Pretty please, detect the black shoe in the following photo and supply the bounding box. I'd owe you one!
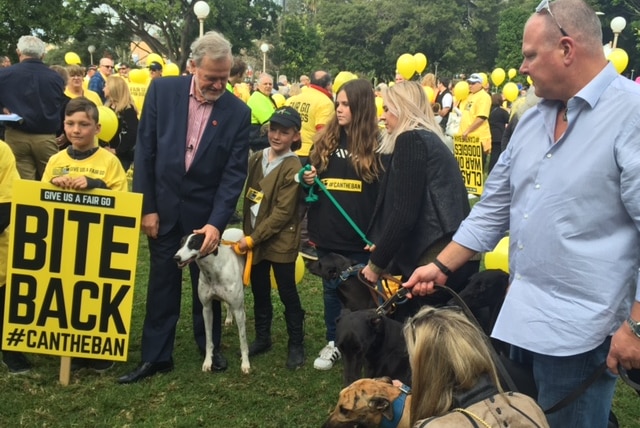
[286,344,305,370]
[89,359,115,373]
[299,242,318,261]
[2,351,32,374]
[117,360,174,384]
[248,338,272,357]
[212,350,227,372]
[71,357,90,371]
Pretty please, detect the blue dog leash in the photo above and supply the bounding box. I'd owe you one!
[297,165,374,247]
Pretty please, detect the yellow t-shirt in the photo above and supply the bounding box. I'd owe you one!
[64,88,103,106]
[42,147,128,192]
[458,89,492,152]
[286,88,335,157]
[0,141,19,286]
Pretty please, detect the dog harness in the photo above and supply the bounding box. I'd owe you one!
[381,384,411,428]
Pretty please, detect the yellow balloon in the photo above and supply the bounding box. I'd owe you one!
[484,236,509,273]
[453,81,470,102]
[608,48,629,74]
[526,75,533,86]
[396,53,417,80]
[97,106,119,142]
[491,68,506,86]
[146,53,165,66]
[333,71,357,94]
[164,63,180,77]
[502,82,519,102]
[375,96,384,117]
[270,254,305,288]
[64,52,81,65]
[478,72,489,88]
[128,68,147,84]
[272,93,286,108]
[414,53,428,74]
[423,86,436,103]
[508,68,517,79]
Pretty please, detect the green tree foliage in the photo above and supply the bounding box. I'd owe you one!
[271,15,324,79]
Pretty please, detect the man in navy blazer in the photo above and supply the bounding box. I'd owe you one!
[119,31,251,384]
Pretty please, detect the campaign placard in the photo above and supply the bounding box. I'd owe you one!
[2,180,141,361]
[453,136,484,195]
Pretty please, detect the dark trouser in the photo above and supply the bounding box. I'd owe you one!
[250,259,304,333]
[316,248,370,342]
[488,140,502,172]
[140,224,221,362]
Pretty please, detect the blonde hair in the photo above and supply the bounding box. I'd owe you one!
[404,306,502,426]
[378,81,444,154]
[105,76,137,114]
[421,73,436,89]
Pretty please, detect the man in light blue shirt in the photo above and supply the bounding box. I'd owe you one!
[403,0,640,426]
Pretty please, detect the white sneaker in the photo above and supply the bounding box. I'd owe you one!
[313,341,341,370]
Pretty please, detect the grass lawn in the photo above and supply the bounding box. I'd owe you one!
[2,230,640,427]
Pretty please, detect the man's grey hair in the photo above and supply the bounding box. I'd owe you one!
[17,35,46,59]
[190,31,232,67]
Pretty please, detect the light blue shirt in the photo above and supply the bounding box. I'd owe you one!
[454,63,640,356]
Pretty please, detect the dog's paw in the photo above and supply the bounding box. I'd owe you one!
[202,361,212,372]
[241,362,251,374]
[224,315,234,327]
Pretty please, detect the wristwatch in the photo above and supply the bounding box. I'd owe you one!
[627,316,640,339]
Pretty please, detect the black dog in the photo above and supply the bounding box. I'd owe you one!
[307,252,379,311]
[336,308,411,387]
[451,269,509,335]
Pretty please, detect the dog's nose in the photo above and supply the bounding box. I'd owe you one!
[172,255,181,262]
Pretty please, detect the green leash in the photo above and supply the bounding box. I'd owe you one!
[297,165,374,247]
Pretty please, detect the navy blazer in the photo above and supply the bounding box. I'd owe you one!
[133,75,251,235]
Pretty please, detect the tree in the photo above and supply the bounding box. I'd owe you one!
[270,15,324,79]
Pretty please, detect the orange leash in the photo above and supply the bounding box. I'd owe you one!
[220,238,253,286]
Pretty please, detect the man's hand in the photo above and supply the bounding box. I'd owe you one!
[402,263,447,297]
[141,213,160,239]
[361,265,379,284]
[193,224,220,256]
[607,322,640,374]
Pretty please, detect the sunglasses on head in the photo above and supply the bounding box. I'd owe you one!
[536,0,569,37]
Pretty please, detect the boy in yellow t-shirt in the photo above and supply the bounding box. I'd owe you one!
[41,97,127,372]
[42,97,127,192]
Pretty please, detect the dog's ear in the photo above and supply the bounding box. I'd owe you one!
[368,397,393,420]
[374,376,393,384]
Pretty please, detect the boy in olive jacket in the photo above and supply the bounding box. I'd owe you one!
[236,107,305,370]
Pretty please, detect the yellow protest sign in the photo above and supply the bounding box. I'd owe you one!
[128,82,148,117]
[2,180,141,362]
[453,136,484,195]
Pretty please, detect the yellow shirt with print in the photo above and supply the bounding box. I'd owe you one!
[42,148,128,192]
[458,89,492,153]
[286,88,335,157]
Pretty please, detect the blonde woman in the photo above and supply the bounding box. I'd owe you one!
[361,81,476,313]
[104,75,138,170]
[405,306,548,427]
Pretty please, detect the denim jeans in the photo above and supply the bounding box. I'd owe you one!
[514,337,616,428]
[316,248,370,342]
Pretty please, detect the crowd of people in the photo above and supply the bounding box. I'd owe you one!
[1,0,640,426]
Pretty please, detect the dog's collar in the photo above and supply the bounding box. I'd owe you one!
[380,384,411,428]
[339,263,366,282]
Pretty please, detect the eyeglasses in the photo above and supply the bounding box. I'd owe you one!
[536,0,569,37]
[101,64,114,69]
